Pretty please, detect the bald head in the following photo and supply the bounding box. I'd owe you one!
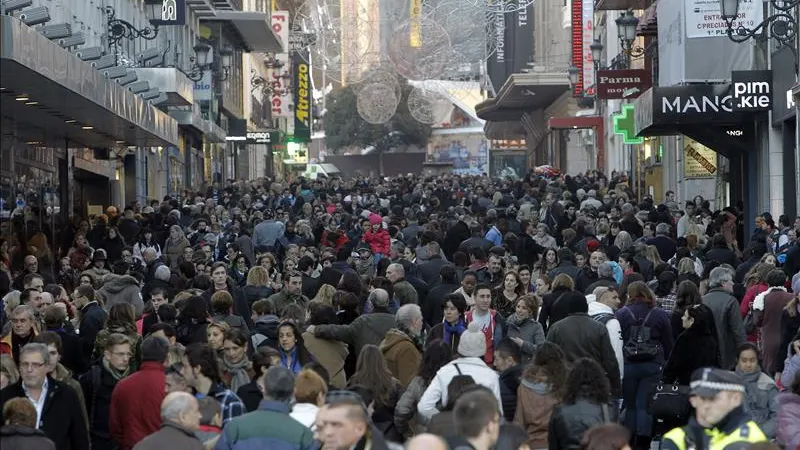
[406,434,448,450]
[161,392,200,430]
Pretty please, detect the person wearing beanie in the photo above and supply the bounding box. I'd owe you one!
[417,321,503,420]
[546,291,621,394]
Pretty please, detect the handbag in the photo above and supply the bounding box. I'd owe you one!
[647,381,691,420]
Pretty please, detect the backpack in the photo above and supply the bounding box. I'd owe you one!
[592,313,616,327]
[622,308,659,362]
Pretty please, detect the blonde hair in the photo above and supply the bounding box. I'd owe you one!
[247,266,270,286]
[312,284,336,306]
[207,321,231,334]
[551,273,575,291]
[0,354,19,386]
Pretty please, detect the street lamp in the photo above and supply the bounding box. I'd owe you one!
[182,43,233,82]
[568,64,580,89]
[590,38,604,70]
[615,11,645,58]
[720,0,799,50]
[106,0,162,46]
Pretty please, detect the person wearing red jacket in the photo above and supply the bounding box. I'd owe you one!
[363,214,390,256]
[109,335,169,450]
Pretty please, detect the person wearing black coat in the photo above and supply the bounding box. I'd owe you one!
[661,304,720,386]
[1,377,89,450]
[75,294,108,359]
[79,361,127,450]
[538,284,572,334]
[0,423,56,450]
[495,339,523,422]
[423,266,459,326]
[443,218,471,260]
[703,234,740,268]
[202,280,252,329]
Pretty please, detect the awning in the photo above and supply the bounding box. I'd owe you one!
[201,11,282,53]
[476,72,570,122]
[636,2,658,37]
[595,0,652,11]
[0,15,178,148]
[134,68,194,106]
[169,110,227,143]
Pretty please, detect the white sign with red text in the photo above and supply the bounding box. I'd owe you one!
[270,11,292,118]
[582,0,594,95]
[685,0,763,39]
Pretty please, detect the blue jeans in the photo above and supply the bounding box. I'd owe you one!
[623,361,661,437]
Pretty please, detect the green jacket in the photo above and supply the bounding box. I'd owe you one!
[267,291,309,316]
[214,401,315,450]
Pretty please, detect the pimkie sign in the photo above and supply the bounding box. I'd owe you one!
[596,69,651,99]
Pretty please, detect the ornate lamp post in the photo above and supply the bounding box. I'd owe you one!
[616,11,645,60]
[106,0,164,46]
[720,0,799,52]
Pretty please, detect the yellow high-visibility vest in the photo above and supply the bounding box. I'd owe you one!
[662,421,767,450]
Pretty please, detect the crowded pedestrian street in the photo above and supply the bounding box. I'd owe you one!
[3,0,800,450]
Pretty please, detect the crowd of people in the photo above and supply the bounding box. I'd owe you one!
[0,171,799,450]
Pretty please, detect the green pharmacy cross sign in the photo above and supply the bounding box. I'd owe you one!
[613,104,644,145]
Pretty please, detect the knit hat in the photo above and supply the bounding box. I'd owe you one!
[458,321,487,358]
[369,213,382,225]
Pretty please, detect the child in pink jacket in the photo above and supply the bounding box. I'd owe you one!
[363,213,390,257]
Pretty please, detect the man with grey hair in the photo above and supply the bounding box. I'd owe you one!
[647,222,677,261]
[702,267,746,369]
[380,304,423,387]
[580,189,603,211]
[1,342,89,450]
[584,261,618,295]
[0,304,38,364]
[215,367,315,450]
[387,263,418,306]
[131,392,203,450]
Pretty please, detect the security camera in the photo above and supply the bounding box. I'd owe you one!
[137,47,162,64]
[115,71,138,86]
[74,46,103,61]
[3,0,33,15]
[14,6,50,26]
[40,23,71,40]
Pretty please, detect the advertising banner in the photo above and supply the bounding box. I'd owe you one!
[684,138,717,178]
[150,0,186,26]
[571,0,583,96]
[596,69,651,99]
[486,1,534,94]
[293,52,312,143]
[581,0,594,94]
[271,10,289,52]
[270,11,292,118]
[685,0,763,39]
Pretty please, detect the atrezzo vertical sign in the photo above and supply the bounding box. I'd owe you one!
[293,52,312,143]
[571,0,584,96]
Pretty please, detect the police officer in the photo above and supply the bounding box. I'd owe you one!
[662,368,767,450]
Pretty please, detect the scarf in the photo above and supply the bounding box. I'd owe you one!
[221,356,252,391]
[443,318,466,344]
[354,255,376,277]
[102,357,131,381]
[279,347,302,374]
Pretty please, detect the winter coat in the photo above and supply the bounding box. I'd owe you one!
[394,376,428,438]
[302,331,348,389]
[703,288,747,370]
[546,314,621,392]
[50,363,89,436]
[363,228,390,255]
[242,285,274,309]
[78,302,107,360]
[49,326,87,377]
[214,400,315,450]
[504,314,545,364]
[79,364,124,450]
[738,369,779,439]
[538,286,571,333]
[513,379,561,449]
[548,399,617,450]
[781,353,800,389]
[314,312,396,357]
[266,290,309,316]
[616,302,674,365]
[587,301,624,378]
[251,315,280,351]
[662,327,720,386]
[109,361,166,450]
[380,329,422,388]
[393,280,418,306]
[131,423,204,450]
[0,378,89,450]
[0,425,56,450]
[175,319,209,346]
[753,288,793,374]
[777,392,800,450]
[776,308,800,374]
[499,364,523,421]
[162,237,189,270]
[203,285,252,329]
[99,274,145,319]
[424,283,458,326]
[212,314,250,336]
[418,357,503,420]
[236,380,262,413]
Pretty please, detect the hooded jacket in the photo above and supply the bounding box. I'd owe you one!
[777,392,800,450]
[251,315,280,350]
[514,379,561,449]
[380,329,421,388]
[99,274,144,319]
[302,330,348,389]
[736,369,779,439]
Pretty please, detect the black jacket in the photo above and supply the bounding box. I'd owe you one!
[548,400,618,450]
[78,303,107,357]
[416,256,448,286]
[236,380,263,413]
[662,328,720,386]
[301,275,321,300]
[0,378,89,450]
[499,364,523,421]
[175,319,209,346]
[704,246,740,268]
[48,327,86,376]
[0,424,55,450]
[242,285,274,309]
[546,314,621,392]
[443,221,471,260]
[538,287,571,334]
[575,268,599,295]
[548,262,581,284]
[423,283,459,327]
[79,365,123,450]
[202,283,252,329]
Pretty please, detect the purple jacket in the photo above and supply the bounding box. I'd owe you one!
[777,392,800,450]
[781,354,800,390]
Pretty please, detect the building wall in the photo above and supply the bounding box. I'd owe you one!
[532,0,570,70]
[325,153,426,177]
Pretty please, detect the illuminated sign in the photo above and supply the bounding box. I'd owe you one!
[293,52,312,143]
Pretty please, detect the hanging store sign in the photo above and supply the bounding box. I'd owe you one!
[596,69,651,99]
[150,0,186,26]
[486,1,534,94]
[270,11,292,119]
[293,52,312,143]
[685,0,763,39]
[684,139,717,177]
[731,70,772,112]
[246,131,277,144]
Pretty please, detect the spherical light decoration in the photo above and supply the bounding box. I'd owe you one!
[352,68,401,99]
[407,86,449,124]
[388,17,452,80]
[357,83,399,124]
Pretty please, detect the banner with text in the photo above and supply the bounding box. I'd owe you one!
[685,0,763,39]
[270,11,292,118]
[293,52,312,143]
[486,1,534,94]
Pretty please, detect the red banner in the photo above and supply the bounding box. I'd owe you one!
[571,0,584,97]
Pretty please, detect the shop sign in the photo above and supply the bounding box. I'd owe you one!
[486,0,535,93]
[293,52,312,143]
[731,70,772,112]
[684,139,717,178]
[596,69,651,99]
[613,105,644,144]
[246,131,276,144]
[685,0,763,39]
[193,70,213,102]
[150,0,186,26]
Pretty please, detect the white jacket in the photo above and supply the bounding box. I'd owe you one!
[290,403,319,430]
[587,301,624,381]
[417,357,502,419]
